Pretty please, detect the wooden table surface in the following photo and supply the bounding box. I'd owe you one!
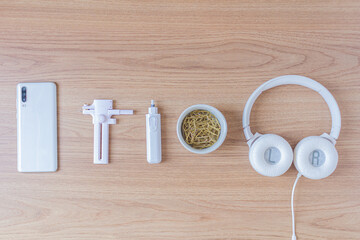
[1,1,360,239]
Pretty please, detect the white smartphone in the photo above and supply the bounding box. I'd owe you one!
[17,82,58,172]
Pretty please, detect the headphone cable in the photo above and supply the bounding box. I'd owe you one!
[291,172,302,240]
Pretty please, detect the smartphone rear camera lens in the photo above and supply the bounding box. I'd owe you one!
[21,87,26,102]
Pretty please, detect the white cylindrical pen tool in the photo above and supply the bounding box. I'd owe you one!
[146,100,162,164]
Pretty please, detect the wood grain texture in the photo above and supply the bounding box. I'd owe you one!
[0,1,360,239]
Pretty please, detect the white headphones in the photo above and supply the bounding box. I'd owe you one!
[243,75,341,180]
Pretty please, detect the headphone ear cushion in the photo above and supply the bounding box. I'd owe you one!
[249,134,293,177]
[294,136,338,180]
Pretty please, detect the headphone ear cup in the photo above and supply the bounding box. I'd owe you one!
[294,136,338,180]
[249,134,293,177]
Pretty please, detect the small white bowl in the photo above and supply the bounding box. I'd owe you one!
[176,104,227,154]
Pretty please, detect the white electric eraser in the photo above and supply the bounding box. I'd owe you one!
[146,100,162,164]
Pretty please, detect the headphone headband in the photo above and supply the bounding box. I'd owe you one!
[242,75,341,141]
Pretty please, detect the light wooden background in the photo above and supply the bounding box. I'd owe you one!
[1,1,360,239]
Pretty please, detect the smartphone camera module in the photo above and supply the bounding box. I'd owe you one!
[21,87,26,102]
